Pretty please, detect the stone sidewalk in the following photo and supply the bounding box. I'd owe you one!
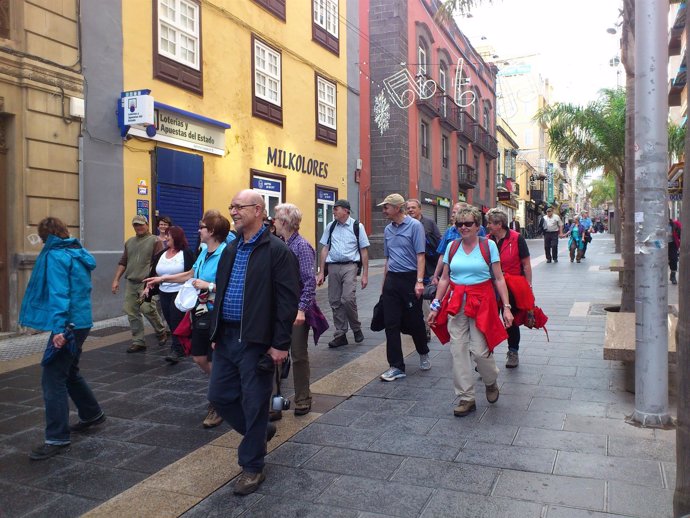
[0,235,678,517]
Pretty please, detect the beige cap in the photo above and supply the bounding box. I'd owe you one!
[377,193,406,207]
[131,215,148,225]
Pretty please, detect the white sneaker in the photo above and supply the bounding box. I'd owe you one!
[419,354,431,371]
[380,367,406,382]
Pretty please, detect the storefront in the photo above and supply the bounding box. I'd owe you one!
[420,191,451,229]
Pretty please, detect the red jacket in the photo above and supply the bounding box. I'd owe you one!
[432,280,508,351]
[495,229,523,276]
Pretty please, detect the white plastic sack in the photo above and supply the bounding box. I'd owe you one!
[174,279,199,312]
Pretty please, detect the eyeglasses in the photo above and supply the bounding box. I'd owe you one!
[198,225,207,230]
[456,221,476,228]
[229,204,258,212]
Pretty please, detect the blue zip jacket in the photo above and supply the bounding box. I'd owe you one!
[19,234,97,333]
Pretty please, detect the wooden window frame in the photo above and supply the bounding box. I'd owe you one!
[252,0,286,21]
[312,0,339,55]
[252,35,283,126]
[153,0,203,95]
[315,73,337,145]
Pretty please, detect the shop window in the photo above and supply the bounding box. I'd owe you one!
[316,74,337,144]
[421,121,429,159]
[252,35,283,126]
[153,0,202,94]
[313,0,339,55]
[253,0,285,20]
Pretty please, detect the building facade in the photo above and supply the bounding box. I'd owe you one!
[1,0,84,331]
[82,0,357,320]
[359,0,497,254]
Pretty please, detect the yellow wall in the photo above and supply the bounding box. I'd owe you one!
[121,0,348,246]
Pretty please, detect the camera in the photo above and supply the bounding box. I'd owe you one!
[271,394,290,411]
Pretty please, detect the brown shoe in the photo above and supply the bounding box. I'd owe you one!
[157,331,168,346]
[453,400,476,417]
[126,343,146,353]
[233,470,266,495]
[486,382,500,404]
[203,406,223,428]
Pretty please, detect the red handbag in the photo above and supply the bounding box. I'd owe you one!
[173,311,193,356]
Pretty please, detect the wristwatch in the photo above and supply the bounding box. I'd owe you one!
[416,278,424,283]
[503,303,512,309]
[208,282,215,293]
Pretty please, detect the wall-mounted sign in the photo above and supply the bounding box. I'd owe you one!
[437,197,451,208]
[137,179,148,195]
[136,199,149,220]
[497,191,511,201]
[458,192,467,202]
[252,177,281,193]
[267,147,329,179]
[317,188,336,203]
[127,100,230,156]
[121,90,154,126]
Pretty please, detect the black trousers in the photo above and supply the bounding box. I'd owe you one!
[669,241,679,271]
[544,231,559,261]
[382,271,429,371]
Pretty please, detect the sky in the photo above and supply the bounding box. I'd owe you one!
[457,0,623,106]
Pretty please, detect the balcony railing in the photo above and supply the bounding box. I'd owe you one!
[415,81,441,118]
[457,110,476,142]
[472,125,498,158]
[439,95,461,131]
[458,164,478,189]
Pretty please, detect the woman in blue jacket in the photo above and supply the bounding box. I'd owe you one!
[19,217,104,460]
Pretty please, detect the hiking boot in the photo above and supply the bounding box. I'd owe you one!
[269,409,283,422]
[353,329,364,343]
[126,343,146,353]
[70,413,106,433]
[380,367,406,382]
[203,406,223,428]
[266,422,277,442]
[233,470,266,496]
[157,331,168,346]
[419,354,431,371]
[486,382,500,404]
[29,443,70,460]
[328,335,348,348]
[671,271,678,285]
[506,351,519,369]
[453,400,476,417]
[165,349,184,364]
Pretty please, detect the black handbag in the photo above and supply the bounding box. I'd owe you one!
[371,296,385,332]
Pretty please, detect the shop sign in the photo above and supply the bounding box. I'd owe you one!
[670,193,683,201]
[437,197,451,208]
[136,199,149,220]
[497,191,511,201]
[252,177,281,193]
[317,188,336,203]
[267,147,329,179]
[137,179,148,195]
[458,192,467,202]
[121,90,154,126]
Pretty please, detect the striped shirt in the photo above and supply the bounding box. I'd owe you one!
[222,225,266,323]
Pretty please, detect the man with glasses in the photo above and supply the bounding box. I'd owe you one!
[208,190,299,496]
[111,215,167,353]
[540,206,563,263]
[378,193,430,381]
[316,199,370,348]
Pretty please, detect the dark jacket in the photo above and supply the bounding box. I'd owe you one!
[210,228,300,350]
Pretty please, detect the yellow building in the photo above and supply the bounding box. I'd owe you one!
[1,0,84,331]
[117,0,349,249]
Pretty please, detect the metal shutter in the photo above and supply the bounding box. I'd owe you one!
[437,207,448,229]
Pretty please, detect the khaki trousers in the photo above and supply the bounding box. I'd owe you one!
[290,323,311,408]
[123,280,166,345]
[327,263,361,337]
[448,303,499,401]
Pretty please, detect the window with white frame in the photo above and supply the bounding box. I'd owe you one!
[439,67,446,92]
[314,0,338,37]
[418,44,427,77]
[254,39,281,106]
[317,77,336,129]
[158,0,200,70]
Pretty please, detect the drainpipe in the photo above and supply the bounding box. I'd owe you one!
[78,135,85,243]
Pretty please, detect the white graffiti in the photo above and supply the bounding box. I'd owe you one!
[453,58,476,108]
[374,91,391,135]
[383,69,436,109]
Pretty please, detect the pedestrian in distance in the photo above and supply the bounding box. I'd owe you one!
[669,216,681,285]
[208,189,300,496]
[143,226,195,364]
[509,216,521,234]
[20,217,105,460]
[316,199,370,348]
[406,198,441,342]
[156,215,173,246]
[539,206,563,263]
[378,193,431,381]
[111,215,167,353]
[565,215,585,263]
[580,210,593,259]
[145,210,230,428]
[428,206,513,417]
[486,209,532,369]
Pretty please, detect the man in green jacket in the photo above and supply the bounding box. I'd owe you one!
[112,215,166,353]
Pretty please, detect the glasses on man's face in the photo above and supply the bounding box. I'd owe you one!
[456,221,476,228]
[229,204,258,212]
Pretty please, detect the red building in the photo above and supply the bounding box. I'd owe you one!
[359,0,498,255]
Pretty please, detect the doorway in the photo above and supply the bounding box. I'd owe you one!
[315,187,336,266]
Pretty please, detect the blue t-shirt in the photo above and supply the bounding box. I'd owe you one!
[383,216,426,272]
[443,238,499,285]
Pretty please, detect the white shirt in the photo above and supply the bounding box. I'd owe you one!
[543,214,562,232]
[155,250,185,293]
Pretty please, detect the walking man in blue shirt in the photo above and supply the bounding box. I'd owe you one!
[208,189,300,496]
[378,193,431,381]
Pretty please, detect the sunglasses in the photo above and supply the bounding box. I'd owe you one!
[455,221,476,228]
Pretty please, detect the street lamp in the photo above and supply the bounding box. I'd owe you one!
[609,55,622,88]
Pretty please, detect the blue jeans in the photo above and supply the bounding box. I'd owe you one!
[208,324,273,473]
[42,328,102,445]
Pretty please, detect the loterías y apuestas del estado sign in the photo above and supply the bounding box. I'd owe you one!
[267,147,329,179]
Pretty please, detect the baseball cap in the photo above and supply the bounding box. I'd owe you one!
[132,215,148,225]
[377,193,406,207]
[334,199,351,210]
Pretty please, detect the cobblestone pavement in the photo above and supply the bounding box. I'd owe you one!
[0,235,678,517]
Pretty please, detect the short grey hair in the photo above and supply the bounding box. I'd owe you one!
[274,203,302,232]
[406,198,421,209]
[486,208,509,229]
[455,206,482,227]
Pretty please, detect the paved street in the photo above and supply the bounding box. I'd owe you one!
[0,234,678,517]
